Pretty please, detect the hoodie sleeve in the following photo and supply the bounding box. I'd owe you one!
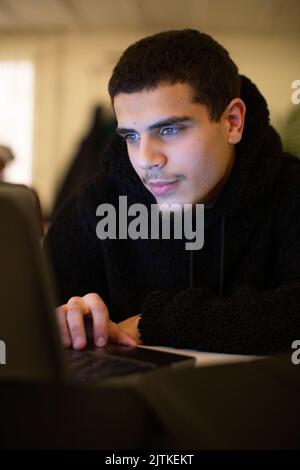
[138,174,300,355]
[138,283,300,354]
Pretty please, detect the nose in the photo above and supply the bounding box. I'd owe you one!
[137,135,167,171]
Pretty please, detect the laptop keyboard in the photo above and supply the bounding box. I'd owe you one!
[65,349,156,383]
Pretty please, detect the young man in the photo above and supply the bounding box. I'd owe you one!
[45,29,300,355]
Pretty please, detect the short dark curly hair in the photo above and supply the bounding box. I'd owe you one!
[108,29,241,121]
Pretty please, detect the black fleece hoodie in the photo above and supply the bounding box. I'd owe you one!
[45,76,300,355]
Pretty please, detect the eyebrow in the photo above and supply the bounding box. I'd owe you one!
[116,116,193,136]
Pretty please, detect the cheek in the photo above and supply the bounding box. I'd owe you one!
[179,137,226,187]
[174,139,209,177]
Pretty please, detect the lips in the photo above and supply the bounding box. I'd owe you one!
[148,180,178,196]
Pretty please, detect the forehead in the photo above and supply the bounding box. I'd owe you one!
[113,83,206,127]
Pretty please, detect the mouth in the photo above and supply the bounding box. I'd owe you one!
[148,180,179,196]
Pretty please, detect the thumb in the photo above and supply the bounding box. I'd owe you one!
[108,321,137,346]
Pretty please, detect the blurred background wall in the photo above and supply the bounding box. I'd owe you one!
[0,0,299,215]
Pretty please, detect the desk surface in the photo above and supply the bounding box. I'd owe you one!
[139,345,266,367]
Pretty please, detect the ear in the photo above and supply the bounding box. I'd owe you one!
[223,98,246,144]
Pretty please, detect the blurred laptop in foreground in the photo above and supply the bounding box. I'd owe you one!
[0,183,196,385]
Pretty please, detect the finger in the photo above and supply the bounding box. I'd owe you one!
[55,304,71,348]
[66,297,88,349]
[108,321,138,346]
[83,293,109,347]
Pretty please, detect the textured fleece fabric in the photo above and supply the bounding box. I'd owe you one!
[45,76,300,355]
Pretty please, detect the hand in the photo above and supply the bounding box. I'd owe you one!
[118,314,143,345]
[55,293,137,350]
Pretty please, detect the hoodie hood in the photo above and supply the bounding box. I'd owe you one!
[102,75,283,218]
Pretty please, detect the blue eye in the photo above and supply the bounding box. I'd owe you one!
[125,133,140,143]
[160,127,179,136]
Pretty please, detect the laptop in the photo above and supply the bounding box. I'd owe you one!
[0,184,195,385]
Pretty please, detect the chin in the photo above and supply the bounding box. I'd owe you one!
[154,190,201,208]
[157,197,194,210]
[158,202,184,213]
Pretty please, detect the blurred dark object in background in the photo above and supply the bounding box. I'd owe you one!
[51,105,116,220]
[0,145,15,181]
